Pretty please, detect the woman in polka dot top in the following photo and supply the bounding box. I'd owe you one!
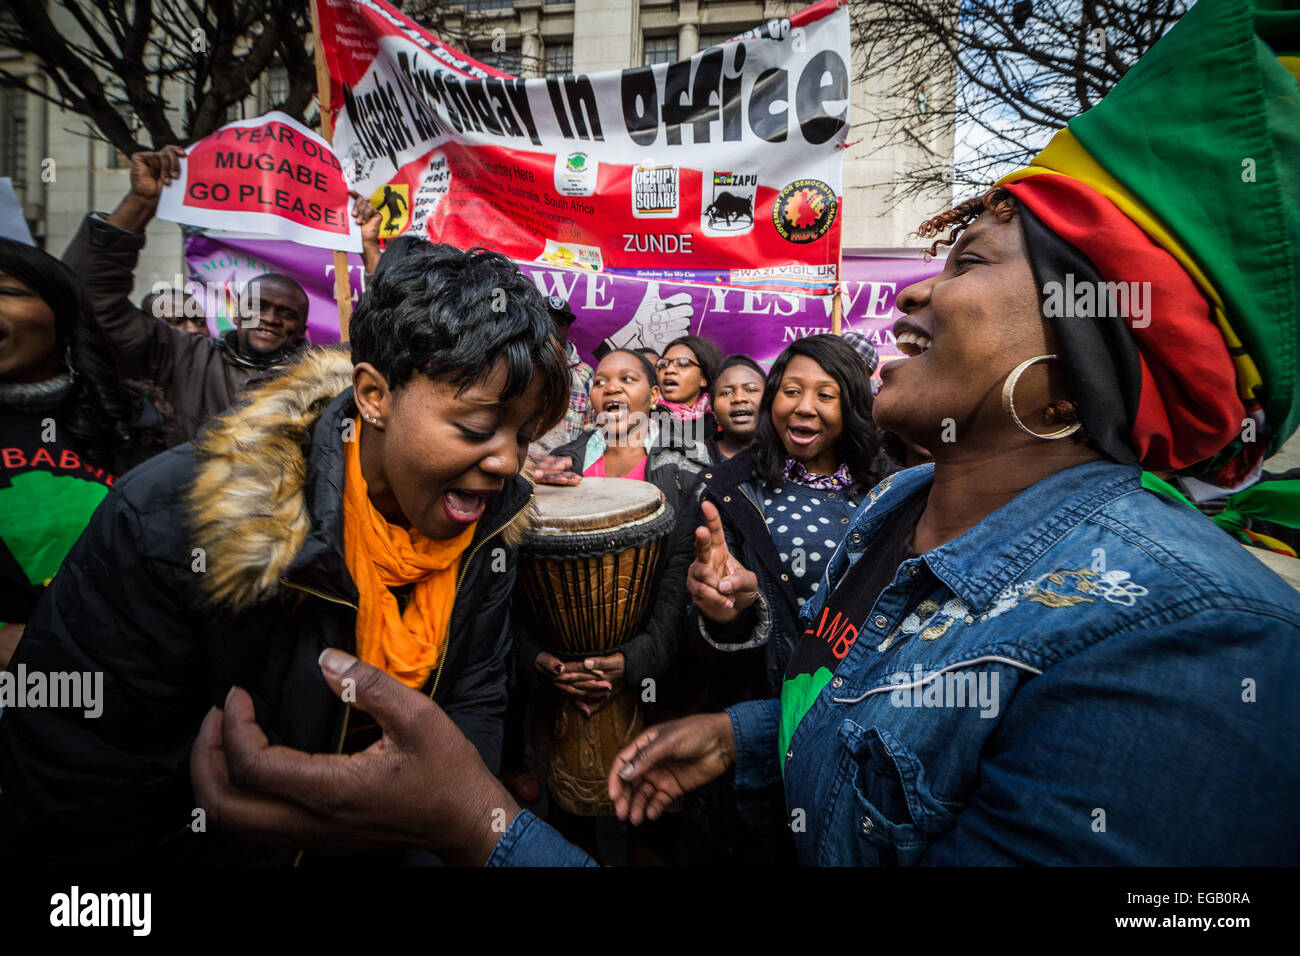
[686,335,886,708]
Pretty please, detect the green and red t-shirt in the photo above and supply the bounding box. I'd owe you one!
[1,407,116,624]
[779,494,926,772]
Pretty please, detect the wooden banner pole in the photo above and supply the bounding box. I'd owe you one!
[310,0,354,341]
[831,225,844,335]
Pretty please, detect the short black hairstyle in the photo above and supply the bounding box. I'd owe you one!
[752,334,881,498]
[662,334,721,390]
[598,347,659,384]
[349,241,569,434]
[254,272,310,323]
[709,353,767,402]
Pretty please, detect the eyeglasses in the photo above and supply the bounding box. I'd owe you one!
[656,357,700,370]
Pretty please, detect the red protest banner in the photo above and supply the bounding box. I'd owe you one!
[157,112,362,253]
[314,0,849,293]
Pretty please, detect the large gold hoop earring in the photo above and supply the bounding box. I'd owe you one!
[1001,354,1081,440]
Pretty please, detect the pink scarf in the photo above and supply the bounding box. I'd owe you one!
[659,394,711,421]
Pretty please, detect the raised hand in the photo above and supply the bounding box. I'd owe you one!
[686,499,759,623]
[111,144,187,232]
[349,190,383,273]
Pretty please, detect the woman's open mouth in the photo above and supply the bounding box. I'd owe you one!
[786,423,821,446]
[895,331,932,357]
[728,409,754,425]
[600,399,630,422]
[443,488,490,524]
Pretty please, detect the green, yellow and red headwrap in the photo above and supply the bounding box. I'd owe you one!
[996,0,1299,499]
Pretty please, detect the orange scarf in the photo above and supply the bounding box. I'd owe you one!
[342,420,477,689]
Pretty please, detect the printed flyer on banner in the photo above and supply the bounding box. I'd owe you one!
[156,112,362,252]
[314,0,850,292]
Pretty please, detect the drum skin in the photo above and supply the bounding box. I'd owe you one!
[517,478,675,815]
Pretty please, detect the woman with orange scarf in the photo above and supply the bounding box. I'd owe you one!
[0,240,570,865]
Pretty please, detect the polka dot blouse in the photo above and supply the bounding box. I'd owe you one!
[762,482,862,608]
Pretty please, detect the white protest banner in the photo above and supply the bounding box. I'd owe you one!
[156,112,362,253]
[315,0,849,292]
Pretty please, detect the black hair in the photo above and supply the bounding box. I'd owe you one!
[598,347,659,385]
[0,238,166,468]
[662,334,721,391]
[709,353,767,402]
[752,334,881,498]
[348,241,569,434]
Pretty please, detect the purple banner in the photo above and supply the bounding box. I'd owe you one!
[184,233,366,346]
[183,233,942,369]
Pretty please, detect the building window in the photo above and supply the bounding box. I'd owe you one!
[225,99,245,123]
[0,87,28,195]
[265,66,290,109]
[544,43,573,77]
[107,142,129,169]
[475,45,523,75]
[643,35,678,66]
[458,0,514,11]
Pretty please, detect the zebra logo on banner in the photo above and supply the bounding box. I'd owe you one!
[702,171,757,237]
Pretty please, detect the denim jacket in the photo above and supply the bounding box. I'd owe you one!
[488,459,1300,866]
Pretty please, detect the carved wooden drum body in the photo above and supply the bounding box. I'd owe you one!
[516,478,675,816]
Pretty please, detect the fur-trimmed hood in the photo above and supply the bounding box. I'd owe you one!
[186,347,535,612]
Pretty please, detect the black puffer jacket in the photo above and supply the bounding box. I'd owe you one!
[515,414,708,696]
[0,350,532,865]
[63,214,307,446]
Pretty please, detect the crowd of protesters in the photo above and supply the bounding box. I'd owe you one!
[2,0,1300,866]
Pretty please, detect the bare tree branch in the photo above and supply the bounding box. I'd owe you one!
[0,0,316,152]
[850,0,1189,204]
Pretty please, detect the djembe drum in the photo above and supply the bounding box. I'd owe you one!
[516,477,676,815]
